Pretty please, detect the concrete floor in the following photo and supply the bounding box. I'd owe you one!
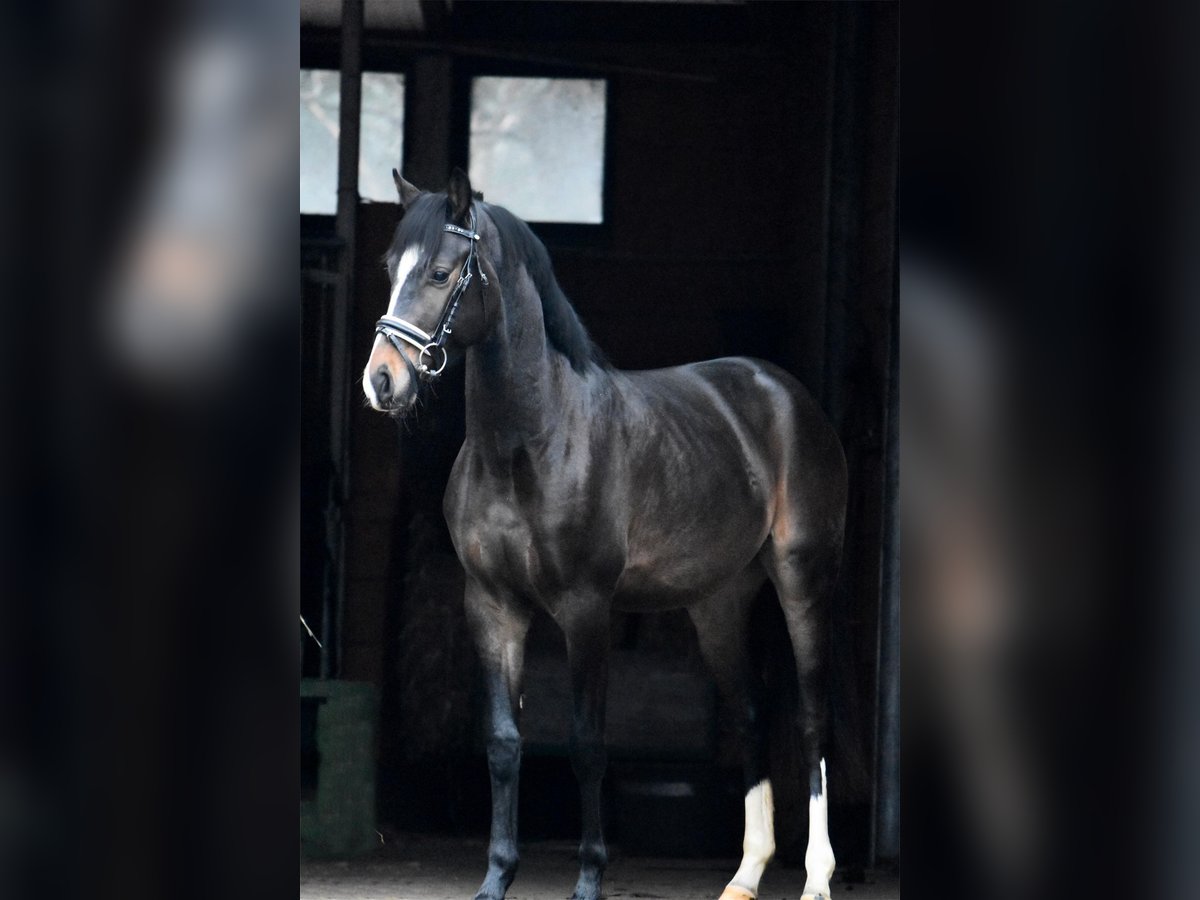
[300,835,900,900]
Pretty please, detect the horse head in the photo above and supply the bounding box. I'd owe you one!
[363,168,499,415]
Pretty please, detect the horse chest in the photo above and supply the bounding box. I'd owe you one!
[452,491,596,597]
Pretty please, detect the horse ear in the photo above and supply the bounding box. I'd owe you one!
[447,167,474,225]
[392,169,421,209]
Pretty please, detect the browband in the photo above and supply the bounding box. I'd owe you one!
[442,223,480,241]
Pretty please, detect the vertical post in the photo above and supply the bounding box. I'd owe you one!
[403,53,453,189]
[819,1,860,427]
[863,1,900,867]
[872,284,900,864]
[326,0,363,678]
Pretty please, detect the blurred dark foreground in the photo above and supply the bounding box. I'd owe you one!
[904,2,1200,899]
[0,1,296,898]
[1,1,1199,898]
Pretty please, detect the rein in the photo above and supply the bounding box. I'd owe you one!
[375,207,489,381]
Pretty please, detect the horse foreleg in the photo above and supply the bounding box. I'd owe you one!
[559,601,611,900]
[466,581,532,900]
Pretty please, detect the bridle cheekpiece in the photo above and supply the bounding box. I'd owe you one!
[375,207,488,381]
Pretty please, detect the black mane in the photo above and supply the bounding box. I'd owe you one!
[387,192,608,373]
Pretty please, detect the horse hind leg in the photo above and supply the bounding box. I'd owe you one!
[687,568,775,900]
[761,534,840,900]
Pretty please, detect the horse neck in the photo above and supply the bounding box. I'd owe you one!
[464,274,585,454]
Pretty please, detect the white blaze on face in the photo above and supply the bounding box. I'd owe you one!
[363,243,422,407]
[388,244,421,316]
[801,759,836,900]
[361,333,385,407]
[723,779,776,900]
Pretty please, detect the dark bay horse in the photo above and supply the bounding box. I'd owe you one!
[363,169,846,900]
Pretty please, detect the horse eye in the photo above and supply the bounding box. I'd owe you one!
[431,270,450,285]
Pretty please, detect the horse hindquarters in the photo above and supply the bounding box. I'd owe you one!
[748,368,845,900]
[674,359,843,899]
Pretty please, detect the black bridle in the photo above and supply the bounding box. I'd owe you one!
[375,209,488,381]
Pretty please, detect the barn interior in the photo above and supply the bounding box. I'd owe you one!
[300,0,897,887]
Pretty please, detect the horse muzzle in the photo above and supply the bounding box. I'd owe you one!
[365,356,417,414]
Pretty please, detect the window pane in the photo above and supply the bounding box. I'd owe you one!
[300,69,339,214]
[469,77,606,224]
[359,72,405,203]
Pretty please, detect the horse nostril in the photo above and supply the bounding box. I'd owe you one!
[372,366,392,402]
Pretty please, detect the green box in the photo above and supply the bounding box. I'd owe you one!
[300,679,379,857]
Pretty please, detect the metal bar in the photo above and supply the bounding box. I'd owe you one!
[326,0,363,679]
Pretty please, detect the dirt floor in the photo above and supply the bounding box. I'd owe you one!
[300,835,900,900]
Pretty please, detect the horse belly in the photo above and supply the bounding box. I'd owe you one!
[614,512,769,611]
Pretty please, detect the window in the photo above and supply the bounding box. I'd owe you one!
[468,77,606,224]
[300,70,406,214]
[300,69,339,214]
[359,73,405,203]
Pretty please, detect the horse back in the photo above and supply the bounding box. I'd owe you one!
[616,356,841,490]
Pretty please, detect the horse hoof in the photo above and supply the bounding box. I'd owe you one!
[719,887,756,900]
[800,893,830,900]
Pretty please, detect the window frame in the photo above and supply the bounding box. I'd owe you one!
[299,66,344,217]
[451,58,613,247]
[300,37,615,246]
[300,39,414,226]
[358,70,408,206]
